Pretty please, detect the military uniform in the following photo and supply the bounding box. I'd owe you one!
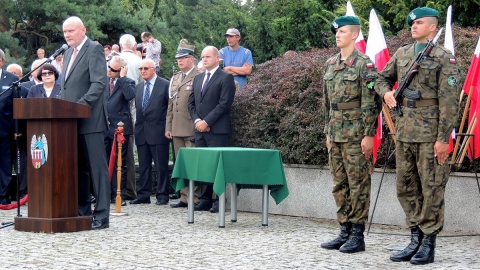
[166,40,202,205]
[376,6,459,264]
[323,49,379,225]
[376,43,458,235]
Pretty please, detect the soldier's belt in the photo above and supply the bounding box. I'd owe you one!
[402,98,438,108]
[330,101,361,110]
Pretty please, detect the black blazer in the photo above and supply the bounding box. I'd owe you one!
[0,69,21,138]
[135,76,170,145]
[105,76,135,136]
[27,84,61,98]
[188,68,236,135]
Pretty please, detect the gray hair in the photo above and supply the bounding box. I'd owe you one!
[0,49,5,60]
[119,34,136,49]
[31,59,45,70]
[111,55,127,67]
[6,63,23,74]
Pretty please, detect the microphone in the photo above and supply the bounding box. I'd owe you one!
[48,44,68,61]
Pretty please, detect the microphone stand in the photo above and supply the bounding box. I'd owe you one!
[0,58,54,230]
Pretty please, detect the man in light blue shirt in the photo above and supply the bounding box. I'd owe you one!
[219,28,253,88]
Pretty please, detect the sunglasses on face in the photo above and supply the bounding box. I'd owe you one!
[41,71,54,77]
[108,65,121,72]
[138,67,155,71]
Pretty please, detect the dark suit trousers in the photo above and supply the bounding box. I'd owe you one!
[195,132,230,203]
[0,136,12,198]
[137,143,169,202]
[105,135,129,200]
[78,132,110,223]
[11,136,27,195]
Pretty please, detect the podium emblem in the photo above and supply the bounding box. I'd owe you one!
[31,134,48,169]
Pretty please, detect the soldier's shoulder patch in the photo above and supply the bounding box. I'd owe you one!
[449,58,456,64]
[366,62,374,69]
[448,76,457,86]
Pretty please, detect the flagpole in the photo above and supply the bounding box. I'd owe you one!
[450,88,473,167]
[382,104,396,143]
[455,112,477,167]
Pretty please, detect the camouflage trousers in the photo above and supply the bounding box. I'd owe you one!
[328,141,372,224]
[396,141,449,235]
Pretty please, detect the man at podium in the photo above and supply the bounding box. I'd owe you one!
[60,16,110,230]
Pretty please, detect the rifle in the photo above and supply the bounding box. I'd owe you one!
[393,28,444,116]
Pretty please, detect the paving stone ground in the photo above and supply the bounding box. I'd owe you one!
[0,197,479,270]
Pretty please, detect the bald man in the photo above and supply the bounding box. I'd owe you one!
[60,16,110,229]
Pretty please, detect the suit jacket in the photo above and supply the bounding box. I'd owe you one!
[105,76,135,136]
[0,69,20,137]
[27,84,61,98]
[135,76,170,145]
[166,68,201,137]
[60,38,108,134]
[188,68,236,135]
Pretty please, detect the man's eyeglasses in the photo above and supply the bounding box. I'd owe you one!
[41,72,54,77]
[138,67,155,71]
[108,65,121,73]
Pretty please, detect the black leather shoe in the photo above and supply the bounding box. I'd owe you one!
[321,223,351,250]
[123,195,136,201]
[90,194,96,203]
[0,197,11,205]
[339,224,366,253]
[155,199,168,205]
[170,201,188,208]
[110,198,116,204]
[410,234,436,265]
[390,227,423,262]
[92,220,109,230]
[209,201,219,213]
[130,198,150,204]
[194,201,212,211]
[121,200,127,206]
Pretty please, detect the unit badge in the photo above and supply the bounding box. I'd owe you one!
[31,134,48,169]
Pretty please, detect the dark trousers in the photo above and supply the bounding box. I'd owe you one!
[136,143,170,202]
[0,136,12,200]
[78,132,110,223]
[194,132,229,203]
[105,135,129,200]
[10,136,27,197]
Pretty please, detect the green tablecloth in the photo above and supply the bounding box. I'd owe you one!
[171,147,289,204]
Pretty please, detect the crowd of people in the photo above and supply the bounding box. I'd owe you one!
[0,15,254,229]
[0,5,458,265]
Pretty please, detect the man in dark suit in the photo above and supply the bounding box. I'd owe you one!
[60,16,110,229]
[0,49,21,205]
[188,46,236,213]
[104,55,135,206]
[130,58,171,205]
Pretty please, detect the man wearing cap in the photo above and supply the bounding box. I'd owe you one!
[321,16,379,253]
[377,7,458,265]
[166,39,202,208]
[219,28,253,89]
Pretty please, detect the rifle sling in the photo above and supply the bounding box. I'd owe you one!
[402,98,438,108]
[331,101,361,110]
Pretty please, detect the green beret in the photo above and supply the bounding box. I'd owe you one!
[331,16,360,34]
[407,7,439,26]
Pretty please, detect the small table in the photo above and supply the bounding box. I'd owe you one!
[171,147,289,228]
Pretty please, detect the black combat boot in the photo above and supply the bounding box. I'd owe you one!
[390,227,423,262]
[339,223,365,253]
[410,234,436,265]
[320,223,351,250]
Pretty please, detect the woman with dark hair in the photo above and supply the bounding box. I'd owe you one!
[27,64,61,98]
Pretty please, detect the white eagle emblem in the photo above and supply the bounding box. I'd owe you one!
[31,134,48,169]
[409,12,416,21]
[332,22,338,29]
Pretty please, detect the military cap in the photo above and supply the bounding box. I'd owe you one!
[407,7,439,26]
[330,15,360,34]
[175,39,195,59]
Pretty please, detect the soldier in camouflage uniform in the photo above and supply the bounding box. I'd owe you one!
[166,39,202,208]
[376,7,459,265]
[321,16,379,254]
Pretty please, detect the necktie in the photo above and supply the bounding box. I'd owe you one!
[201,72,211,95]
[182,73,186,81]
[66,47,78,77]
[142,81,151,113]
[109,78,115,95]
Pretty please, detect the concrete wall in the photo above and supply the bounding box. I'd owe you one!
[230,165,480,233]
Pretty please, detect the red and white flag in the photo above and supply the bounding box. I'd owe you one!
[366,9,389,164]
[444,5,456,153]
[346,1,366,53]
[466,37,480,159]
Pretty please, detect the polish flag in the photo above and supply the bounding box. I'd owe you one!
[365,9,390,164]
[466,38,480,159]
[346,1,366,53]
[444,5,456,153]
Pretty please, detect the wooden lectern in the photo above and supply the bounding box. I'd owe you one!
[13,98,93,233]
